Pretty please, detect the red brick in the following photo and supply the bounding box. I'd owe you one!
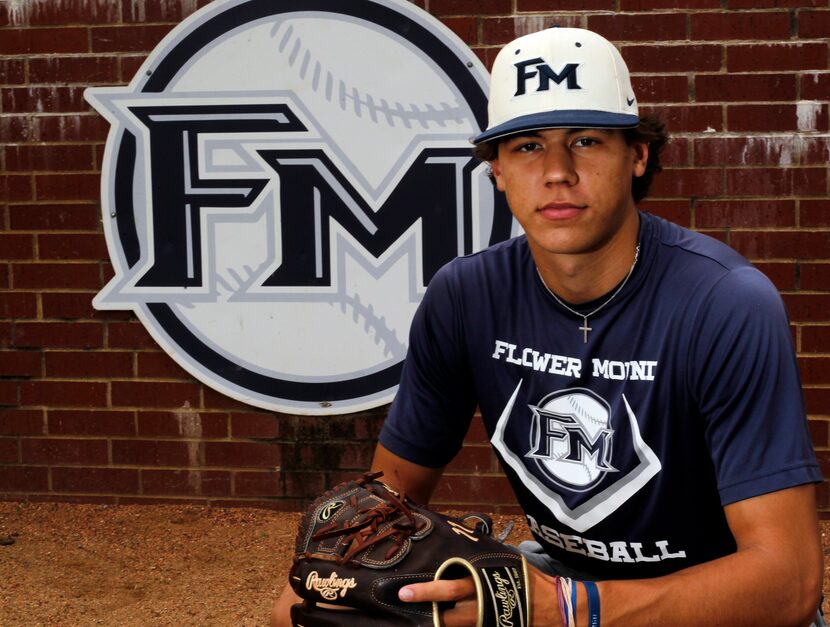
[799,9,830,39]
[783,294,830,323]
[754,262,797,291]
[119,55,146,81]
[0,291,37,318]
[0,322,11,350]
[4,0,118,26]
[804,388,830,416]
[44,350,132,378]
[0,175,34,202]
[322,441,375,470]
[809,418,828,447]
[41,292,111,320]
[120,0,200,22]
[432,474,516,505]
[728,0,823,6]
[626,45,723,73]
[0,28,89,54]
[137,411,227,438]
[801,199,830,228]
[631,75,688,104]
[731,231,830,260]
[15,322,104,350]
[519,0,612,9]
[588,13,686,42]
[725,168,789,197]
[659,137,689,168]
[204,441,281,468]
[52,467,139,494]
[111,381,201,408]
[800,357,830,385]
[694,137,801,167]
[4,144,95,172]
[30,114,110,142]
[29,56,119,85]
[640,200,691,226]
[691,11,791,40]
[0,409,44,435]
[136,352,189,378]
[35,173,100,202]
[0,233,34,260]
[274,471,328,499]
[22,438,108,464]
[726,105,800,133]
[112,440,196,466]
[803,326,830,353]
[233,471,281,496]
[38,234,108,261]
[695,73,796,103]
[440,16,477,44]
[727,43,827,72]
[2,86,89,114]
[142,469,231,496]
[0,467,49,492]
[0,59,25,84]
[0,115,30,142]
[801,136,830,166]
[445,445,496,473]
[696,200,796,228]
[201,386,250,411]
[48,410,135,436]
[9,203,100,230]
[641,105,723,133]
[427,0,512,16]
[90,25,176,53]
[481,18,519,46]
[650,167,723,199]
[622,0,720,6]
[107,322,157,349]
[0,439,18,464]
[19,380,107,407]
[0,351,41,377]
[792,168,827,196]
[230,413,279,439]
[13,262,100,290]
[801,72,830,101]
[801,263,830,291]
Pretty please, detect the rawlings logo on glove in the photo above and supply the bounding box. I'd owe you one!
[288,471,530,627]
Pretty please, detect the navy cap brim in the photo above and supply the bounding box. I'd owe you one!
[472,110,640,144]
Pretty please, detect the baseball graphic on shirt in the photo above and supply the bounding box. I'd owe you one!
[527,388,617,491]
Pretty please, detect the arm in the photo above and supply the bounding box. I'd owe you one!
[371,442,445,505]
[401,484,823,626]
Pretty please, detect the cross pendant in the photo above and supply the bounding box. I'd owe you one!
[579,318,591,343]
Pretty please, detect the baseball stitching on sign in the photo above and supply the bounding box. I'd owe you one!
[274,22,466,129]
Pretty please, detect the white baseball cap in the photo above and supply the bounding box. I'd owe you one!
[473,27,639,144]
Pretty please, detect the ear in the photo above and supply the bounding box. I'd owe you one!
[632,142,649,178]
[491,158,506,192]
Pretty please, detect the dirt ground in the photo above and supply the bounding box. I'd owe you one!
[0,502,827,626]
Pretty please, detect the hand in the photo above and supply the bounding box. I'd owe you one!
[399,566,563,627]
[398,577,479,627]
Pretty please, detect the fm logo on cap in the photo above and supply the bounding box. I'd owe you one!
[514,59,581,96]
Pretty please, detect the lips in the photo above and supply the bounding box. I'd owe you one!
[537,202,585,220]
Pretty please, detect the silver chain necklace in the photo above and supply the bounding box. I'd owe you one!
[537,244,641,343]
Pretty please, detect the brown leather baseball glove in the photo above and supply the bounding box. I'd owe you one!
[288,471,530,627]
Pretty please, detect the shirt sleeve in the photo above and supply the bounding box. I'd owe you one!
[690,265,821,505]
[378,261,478,468]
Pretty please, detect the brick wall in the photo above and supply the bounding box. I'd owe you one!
[0,0,828,514]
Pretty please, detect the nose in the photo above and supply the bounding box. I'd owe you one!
[542,144,578,186]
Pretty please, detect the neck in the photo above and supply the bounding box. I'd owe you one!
[534,214,640,304]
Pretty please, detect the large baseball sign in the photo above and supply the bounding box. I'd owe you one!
[86,0,512,414]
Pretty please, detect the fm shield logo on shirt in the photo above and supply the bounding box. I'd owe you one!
[491,382,662,533]
[526,389,617,492]
[85,0,511,414]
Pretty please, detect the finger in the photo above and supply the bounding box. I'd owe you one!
[399,577,476,603]
[439,599,479,627]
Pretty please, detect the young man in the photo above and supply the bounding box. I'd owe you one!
[273,27,824,626]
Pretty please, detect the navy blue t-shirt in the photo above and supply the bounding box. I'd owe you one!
[379,211,820,580]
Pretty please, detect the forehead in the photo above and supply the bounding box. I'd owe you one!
[502,128,622,142]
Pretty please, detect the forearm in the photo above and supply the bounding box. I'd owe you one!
[593,545,821,627]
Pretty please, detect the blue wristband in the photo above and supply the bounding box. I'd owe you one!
[584,580,601,627]
[570,582,577,624]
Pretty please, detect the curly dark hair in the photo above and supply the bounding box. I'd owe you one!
[472,114,668,203]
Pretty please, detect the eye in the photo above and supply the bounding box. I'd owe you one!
[513,141,541,153]
[572,136,600,148]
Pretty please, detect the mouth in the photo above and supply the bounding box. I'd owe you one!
[537,202,586,220]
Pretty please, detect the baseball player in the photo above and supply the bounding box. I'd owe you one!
[273,27,824,626]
